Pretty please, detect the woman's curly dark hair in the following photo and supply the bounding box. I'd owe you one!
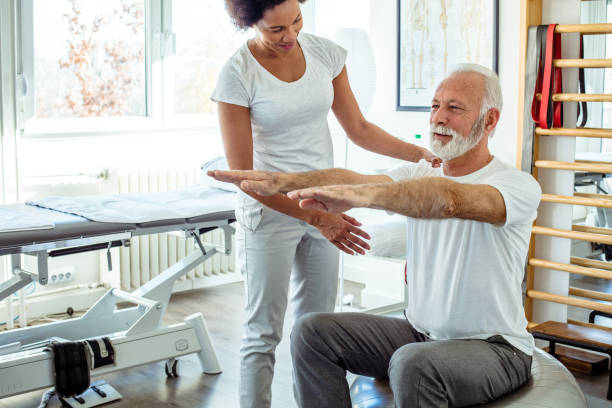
[225,0,308,30]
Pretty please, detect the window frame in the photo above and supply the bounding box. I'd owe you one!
[19,0,170,138]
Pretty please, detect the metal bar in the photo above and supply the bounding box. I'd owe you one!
[133,246,218,312]
[0,273,34,302]
[0,232,132,257]
[34,251,48,285]
[532,225,612,245]
[535,160,612,173]
[189,230,207,256]
[111,289,158,309]
[49,240,124,257]
[529,258,612,279]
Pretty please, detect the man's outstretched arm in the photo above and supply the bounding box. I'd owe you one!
[289,177,507,225]
[208,168,392,196]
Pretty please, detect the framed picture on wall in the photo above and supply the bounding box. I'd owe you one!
[397,0,499,111]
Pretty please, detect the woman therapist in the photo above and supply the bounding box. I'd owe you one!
[211,1,438,407]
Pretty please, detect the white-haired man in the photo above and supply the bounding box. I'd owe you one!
[209,64,541,407]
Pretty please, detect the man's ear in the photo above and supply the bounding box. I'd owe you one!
[484,108,500,133]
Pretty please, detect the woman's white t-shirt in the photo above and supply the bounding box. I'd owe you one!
[387,158,542,356]
[211,32,347,175]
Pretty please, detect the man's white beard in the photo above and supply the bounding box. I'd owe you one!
[430,115,485,161]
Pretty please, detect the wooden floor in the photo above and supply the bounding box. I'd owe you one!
[2,279,611,407]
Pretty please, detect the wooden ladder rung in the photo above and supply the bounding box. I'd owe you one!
[527,290,612,315]
[535,160,612,173]
[554,58,612,68]
[536,127,612,138]
[571,256,612,271]
[555,23,612,35]
[529,258,612,279]
[577,159,612,165]
[569,287,612,303]
[573,224,612,236]
[541,193,612,208]
[532,225,612,245]
[575,192,612,201]
[537,93,612,102]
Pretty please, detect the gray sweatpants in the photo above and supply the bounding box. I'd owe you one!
[291,312,532,408]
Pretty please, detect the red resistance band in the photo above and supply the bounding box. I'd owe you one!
[531,24,563,130]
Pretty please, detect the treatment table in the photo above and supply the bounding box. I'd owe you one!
[0,187,236,404]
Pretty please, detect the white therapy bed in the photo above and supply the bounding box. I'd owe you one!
[0,185,236,403]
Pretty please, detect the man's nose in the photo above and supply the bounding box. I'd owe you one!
[430,108,448,126]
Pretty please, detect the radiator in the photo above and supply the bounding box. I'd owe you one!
[100,167,237,292]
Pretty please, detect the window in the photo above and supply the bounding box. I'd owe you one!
[163,0,250,127]
[18,0,251,135]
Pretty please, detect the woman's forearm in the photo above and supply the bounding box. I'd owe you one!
[349,122,427,163]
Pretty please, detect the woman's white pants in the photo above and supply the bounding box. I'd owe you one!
[236,207,339,408]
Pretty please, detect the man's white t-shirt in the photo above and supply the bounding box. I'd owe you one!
[387,158,541,355]
[210,32,346,174]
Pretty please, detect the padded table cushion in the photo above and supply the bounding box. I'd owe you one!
[0,204,235,250]
[350,347,587,407]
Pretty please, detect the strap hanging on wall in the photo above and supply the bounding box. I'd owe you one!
[522,26,540,174]
[577,34,588,128]
[532,24,564,130]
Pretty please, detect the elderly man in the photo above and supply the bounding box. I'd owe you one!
[209,64,541,407]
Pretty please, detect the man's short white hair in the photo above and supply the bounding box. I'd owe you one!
[447,63,503,117]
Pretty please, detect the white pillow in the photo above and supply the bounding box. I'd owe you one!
[200,157,238,193]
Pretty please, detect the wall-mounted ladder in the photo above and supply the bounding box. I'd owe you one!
[519,15,612,399]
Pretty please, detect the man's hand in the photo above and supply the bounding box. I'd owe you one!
[207,169,283,196]
[288,185,374,213]
[422,149,442,168]
[312,212,371,255]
